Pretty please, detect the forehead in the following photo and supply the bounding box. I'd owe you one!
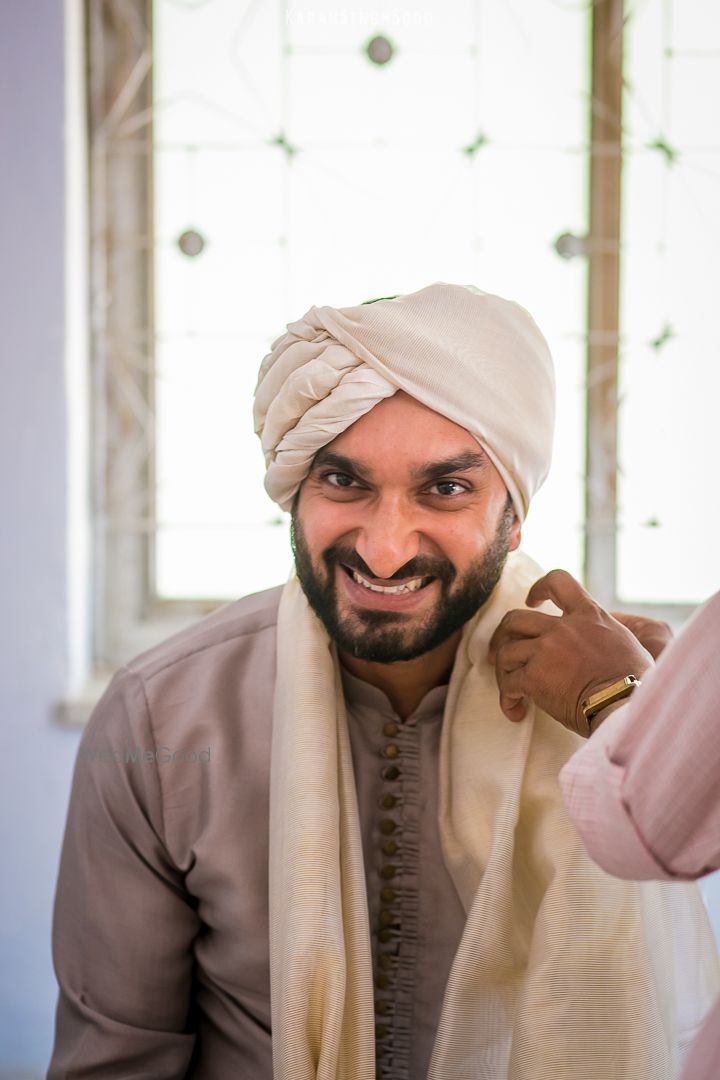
[325,390,481,461]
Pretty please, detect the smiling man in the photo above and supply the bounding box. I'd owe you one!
[49,284,718,1080]
[291,397,519,715]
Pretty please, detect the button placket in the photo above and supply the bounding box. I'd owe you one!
[375,715,403,1069]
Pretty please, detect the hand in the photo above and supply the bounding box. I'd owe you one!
[488,570,655,737]
[610,612,673,661]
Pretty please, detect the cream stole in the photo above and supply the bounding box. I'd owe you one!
[269,551,719,1079]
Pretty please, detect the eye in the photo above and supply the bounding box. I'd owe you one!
[427,480,469,497]
[323,471,360,489]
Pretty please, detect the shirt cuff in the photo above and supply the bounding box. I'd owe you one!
[560,708,675,881]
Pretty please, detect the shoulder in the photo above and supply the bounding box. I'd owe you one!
[124,585,284,684]
[97,585,284,750]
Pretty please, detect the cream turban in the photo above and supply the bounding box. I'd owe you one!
[253,282,555,521]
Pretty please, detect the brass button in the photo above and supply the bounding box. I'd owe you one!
[383,722,399,737]
[380,793,397,809]
[379,818,396,835]
[378,927,393,943]
[376,973,391,990]
[380,886,396,903]
[382,840,398,856]
[378,953,394,970]
[382,766,401,781]
[382,744,400,759]
[375,1023,388,1040]
[379,909,394,927]
[380,864,397,879]
[375,999,391,1016]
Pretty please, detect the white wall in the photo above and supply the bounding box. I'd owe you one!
[0,2,80,1075]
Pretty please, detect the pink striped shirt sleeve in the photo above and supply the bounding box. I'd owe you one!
[560,591,720,882]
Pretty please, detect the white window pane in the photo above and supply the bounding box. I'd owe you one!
[619,1,720,603]
[153,0,588,599]
[156,523,292,599]
[286,0,475,52]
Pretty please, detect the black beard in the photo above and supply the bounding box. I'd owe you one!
[290,500,515,664]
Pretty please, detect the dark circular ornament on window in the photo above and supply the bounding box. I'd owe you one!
[366,35,394,65]
[554,232,587,260]
[177,229,206,257]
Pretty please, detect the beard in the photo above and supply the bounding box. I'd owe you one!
[290,498,515,664]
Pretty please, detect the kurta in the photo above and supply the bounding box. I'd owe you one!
[560,590,720,1080]
[47,585,466,1080]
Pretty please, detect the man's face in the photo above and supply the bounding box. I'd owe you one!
[291,391,521,664]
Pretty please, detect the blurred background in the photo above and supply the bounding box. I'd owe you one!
[1,0,718,1074]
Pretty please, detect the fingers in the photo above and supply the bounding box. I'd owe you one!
[493,640,534,721]
[608,612,671,661]
[526,569,595,614]
[488,608,558,662]
[495,666,531,722]
[493,638,535,674]
[502,698,529,723]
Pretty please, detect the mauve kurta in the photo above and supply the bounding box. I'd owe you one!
[560,590,720,1080]
[47,585,466,1079]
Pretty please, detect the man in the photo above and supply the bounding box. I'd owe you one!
[489,572,720,1079]
[48,283,718,1080]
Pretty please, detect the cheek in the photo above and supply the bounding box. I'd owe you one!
[297,498,356,553]
[432,517,488,553]
[427,511,504,565]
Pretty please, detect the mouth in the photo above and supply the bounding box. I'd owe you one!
[338,564,437,610]
[343,565,434,594]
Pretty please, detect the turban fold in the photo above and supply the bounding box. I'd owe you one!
[253,282,556,521]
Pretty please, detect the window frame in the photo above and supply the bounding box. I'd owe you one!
[83,0,695,682]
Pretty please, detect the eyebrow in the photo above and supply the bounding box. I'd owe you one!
[310,448,488,483]
[411,451,488,483]
[310,451,371,478]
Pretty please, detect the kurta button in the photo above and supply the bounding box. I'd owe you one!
[379,953,393,970]
[380,886,396,902]
[382,765,400,781]
[379,927,393,943]
[376,973,391,990]
[381,864,397,878]
[375,999,391,1016]
[383,722,399,737]
[379,909,394,926]
[383,744,400,759]
[379,818,396,835]
[382,840,398,856]
[380,794,397,809]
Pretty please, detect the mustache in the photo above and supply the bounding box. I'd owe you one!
[323,544,456,584]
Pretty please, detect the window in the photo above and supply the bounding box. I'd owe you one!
[83,0,719,675]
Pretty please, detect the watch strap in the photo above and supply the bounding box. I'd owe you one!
[581,675,642,725]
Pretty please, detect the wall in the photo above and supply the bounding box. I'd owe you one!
[0,2,80,1075]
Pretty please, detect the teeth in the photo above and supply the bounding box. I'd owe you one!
[352,569,426,594]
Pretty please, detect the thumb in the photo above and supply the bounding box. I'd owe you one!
[526,569,593,613]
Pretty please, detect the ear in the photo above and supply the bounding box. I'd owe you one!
[509,514,522,552]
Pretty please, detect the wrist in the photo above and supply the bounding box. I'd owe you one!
[578,674,642,736]
[585,698,627,734]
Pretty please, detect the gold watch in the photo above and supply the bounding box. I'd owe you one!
[581,675,642,726]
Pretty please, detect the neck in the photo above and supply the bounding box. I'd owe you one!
[339,630,462,719]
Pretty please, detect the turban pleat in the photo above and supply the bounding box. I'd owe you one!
[254,282,556,521]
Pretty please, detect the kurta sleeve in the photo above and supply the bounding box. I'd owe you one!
[48,668,201,1079]
[560,591,720,882]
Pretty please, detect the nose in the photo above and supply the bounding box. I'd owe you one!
[354,496,422,580]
